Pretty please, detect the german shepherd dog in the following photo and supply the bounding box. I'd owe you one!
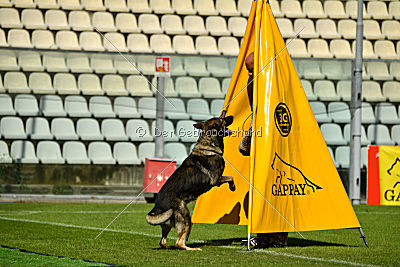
[146,116,235,250]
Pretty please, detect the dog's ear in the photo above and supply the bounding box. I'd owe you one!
[193,122,203,129]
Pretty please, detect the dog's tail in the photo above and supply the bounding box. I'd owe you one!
[146,207,173,225]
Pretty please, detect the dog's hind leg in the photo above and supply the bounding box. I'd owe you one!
[160,224,172,249]
[175,202,200,251]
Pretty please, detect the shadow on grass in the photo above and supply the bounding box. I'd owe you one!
[187,237,352,249]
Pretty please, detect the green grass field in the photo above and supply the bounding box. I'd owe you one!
[0,203,398,266]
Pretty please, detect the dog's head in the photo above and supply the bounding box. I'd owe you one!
[193,116,234,149]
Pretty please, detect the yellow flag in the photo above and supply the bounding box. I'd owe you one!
[379,146,400,206]
[193,0,360,233]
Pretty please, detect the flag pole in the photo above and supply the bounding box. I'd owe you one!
[359,228,369,248]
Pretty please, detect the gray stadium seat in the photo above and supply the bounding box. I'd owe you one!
[199,77,224,98]
[37,141,64,164]
[19,52,44,71]
[164,142,188,165]
[136,55,155,75]
[63,141,90,164]
[14,94,40,116]
[196,36,219,55]
[102,74,128,96]
[361,102,377,124]
[183,15,207,36]
[382,81,400,102]
[151,77,178,97]
[299,60,324,80]
[164,98,190,120]
[172,0,196,15]
[170,56,186,76]
[89,96,116,118]
[51,118,79,140]
[321,61,350,80]
[335,146,350,169]
[151,120,179,142]
[116,13,140,33]
[184,57,209,76]
[67,54,92,73]
[4,72,30,94]
[314,80,340,101]
[138,97,156,119]
[114,55,140,75]
[65,95,91,117]
[328,102,350,123]
[366,61,392,81]
[362,81,386,102]
[327,146,338,168]
[114,96,140,118]
[91,55,116,74]
[210,99,224,117]
[88,142,116,164]
[337,80,351,102]
[175,77,201,98]
[127,75,153,97]
[0,116,27,139]
[206,16,230,36]
[45,10,70,30]
[126,119,153,141]
[375,103,400,124]
[391,125,400,145]
[92,11,116,32]
[320,123,347,145]
[176,120,200,142]
[127,0,151,13]
[79,74,104,95]
[0,52,19,71]
[10,141,38,163]
[343,124,370,146]
[367,124,395,145]
[361,147,368,169]
[207,58,231,77]
[113,142,141,165]
[187,98,212,121]
[309,102,331,123]
[300,79,317,100]
[138,142,155,163]
[77,118,103,141]
[54,73,79,95]
[0,94,16,115]
[39,95,66,117]
[0,141,12,163]
[29,72,55,94]
[101,119,128,141]
[26,117,52,140]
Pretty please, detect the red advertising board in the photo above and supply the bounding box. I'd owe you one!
[143,157,176,193]
[155,57,170,77]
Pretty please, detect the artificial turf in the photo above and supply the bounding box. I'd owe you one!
[0,203,398,266]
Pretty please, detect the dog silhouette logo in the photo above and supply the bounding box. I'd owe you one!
[270,152,322,196]
[384,157,400,202]
[274,103,292,137]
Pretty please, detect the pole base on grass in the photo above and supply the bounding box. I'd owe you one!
[359,227,369,248]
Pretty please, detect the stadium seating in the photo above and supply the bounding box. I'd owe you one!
[77,118,103,141]
[39,95,66,117]
[114,96,140,118]
[328,102,350,123]
[164,142,188,165]
[63,141,90,164]
[367,124,395,145]
[0,140,12,163]
[176,120,199,142]
[65,95,91,117]
[11,140,39,163]
[0,94,16,115]
[309,102,331,123]
[26,117,53,140]
[374,103,400,124]
[51,118,79,140]
[113,142,141,165]
[15,94,39,116]
[1,116,27,139]
[37,141,65,164]
[101,119,129,141]
[164,98,190,120]
[151,120,179,142]
[88,142,116,164]
[392,125,400,145]
[320,123,347,146]
[335,146,350,169]
[187,98,212,121]
[126,119,153,141]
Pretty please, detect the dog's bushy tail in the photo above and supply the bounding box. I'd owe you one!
[146,207,173,225]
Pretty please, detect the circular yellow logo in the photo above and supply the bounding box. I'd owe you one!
[274,103,292,137]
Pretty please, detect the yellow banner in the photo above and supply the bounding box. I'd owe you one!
[379,146,400,206]
[193,0,360,233]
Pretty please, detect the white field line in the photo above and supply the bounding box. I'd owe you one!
[0,210,147,214]
[0,216,376,267]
